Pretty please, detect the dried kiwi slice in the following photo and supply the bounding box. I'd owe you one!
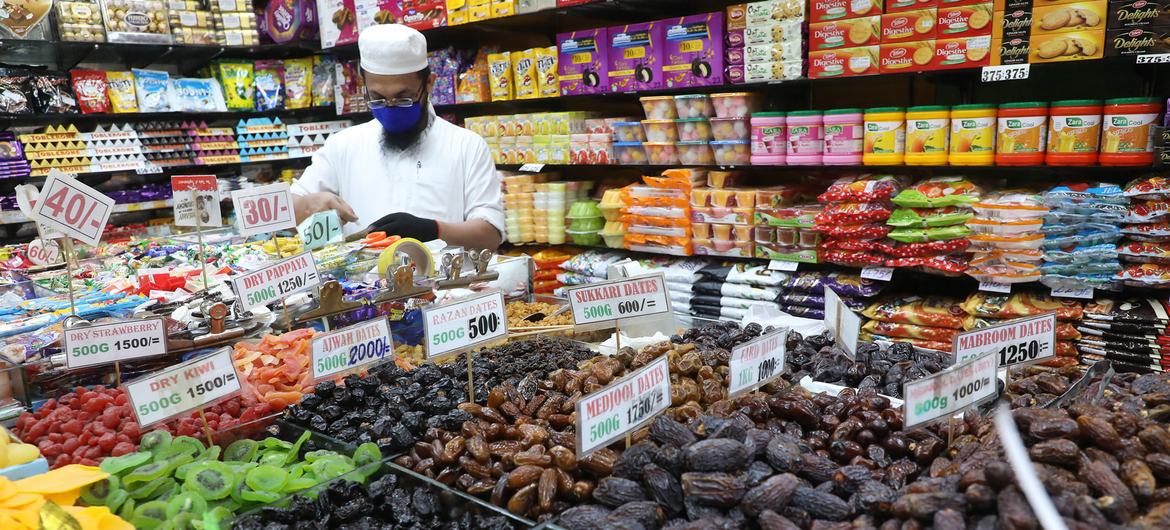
[118,497,136,521]
[282,476,317,493]
[244,465,287,492]
[308,455,355,481]
[204,506,233,526]
[100,451,152,476]
[165,512,198,530]
[159,436,204,459]
[129,477,175,500]
[258,450,289,466]
[105,489,130,514]
[80,475,119,505]
[165,491,208,518]
[302,449,336,463]
[182,461,236,501]
[131,499,169,530]
[284,430,312,465]
[139,431,173,456]
[122,460,171,487]
[223,439,259,463]
[202,446,221,462]
[352,442,382,468]
[239,489,282,503]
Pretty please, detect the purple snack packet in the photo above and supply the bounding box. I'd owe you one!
[608,21,664,93]
[662,12,725,88]
[557,27,609,96]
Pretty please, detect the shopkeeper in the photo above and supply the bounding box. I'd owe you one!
[291,24,505,250]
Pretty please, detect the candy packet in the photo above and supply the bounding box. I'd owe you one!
[887,206,973,227]
[132,68,170,112]
[887,225,970,243]
[105,71,138,113]
[1124,175,1170,200]
[511,48,537,99]
[818,174,908,203]
[214,61,254,110]
[891,176,981,208]
[29,73,78,114]
[813,202,892,224]
[535,46,558,98]
[70,70,109,114]
[283,57,312,109]
[167,78,226,112]
[311,55,336,108]
[488,51,513,101]
[253,60,284,111]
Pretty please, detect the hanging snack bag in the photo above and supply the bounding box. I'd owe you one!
[70,70,109,114]
[488,51,513,101]
[215,61,255,110]
[168,78,226,112]
[511,48,537,100]
[892,176,981,208]
[311,55,336,108]
[283,57,312,109]
[535,46,558,98]
[29,73,78,114]
[0,71,32,114]
[105,71,137,113]
[253,60,285,111]
[132,68,169,112]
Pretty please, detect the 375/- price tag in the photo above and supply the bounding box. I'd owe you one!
[1137,53,1170,64]
[230,183,296,237]
[297,209,343,251]
[125,348,242,428]
[565,273,671,326]
[903,349,998,429]
[728,328,787,397]
[575,355,671,457]
[231,252,321,310]
[953,312,1057,367]
[64,318,168,370]
[981,64,1030,82]
[311,317,393,381]
[31,170,114,247]
[423,290,508,360]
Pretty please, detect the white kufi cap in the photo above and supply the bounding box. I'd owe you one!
[359,24,429,75]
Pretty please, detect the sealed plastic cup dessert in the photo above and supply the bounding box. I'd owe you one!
[733,225,753,242]
[614,142,648,164]
[711,92,761,118]
[712,140,751,165]
[676,118,713,141]
[674,94,715,118]
[734,190,756,208]
[644,142,681,164]
[755,225,776,243]
[693,222,711,239]
[642,120,680,142]
[776,227,798,245]
[640,95,678,120]
[612,121,647,142]
[691,188,711,206]
[711,117,751,141]
[711,189,735,207]
[712,223,733,239]
[798,229,822,247]
[678,141,716,165]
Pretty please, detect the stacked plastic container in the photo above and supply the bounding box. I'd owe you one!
[753,184,822,262]
[502,173,535,244]
[566,200,605,246]
[544,182,568,244]
[690,171,754,257]
[615,93,761,166]
[622,169,702,255]
[598,188,626,248]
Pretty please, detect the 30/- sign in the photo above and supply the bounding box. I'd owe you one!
[125,348,242,427]
[64,318,168,369]
[231,252,321,310]
[423,291,508,360]
[575,355,671,457]
[728,328,787,397]
[311,317,394,381]
[565,273,671,326]
[952,312,1057,367]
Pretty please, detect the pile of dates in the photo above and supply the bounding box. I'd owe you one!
[394,376,619,522]
[883,369,1170,529]
[232,473,520,530]
[461,335,596,391]
[787,332,948,399]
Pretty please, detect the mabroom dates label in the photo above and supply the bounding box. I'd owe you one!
[903,349,997,428]
[423,290,507,359]
[565,273,671,326]
[311,317,393,381]
[953,312,1056,367]
[728,328,787,397]
[125,348,242,427]
[64,318,168,369]
[576,356,671,457]
[231,252,321,310]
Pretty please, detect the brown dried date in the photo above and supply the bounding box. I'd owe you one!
[507,483,537,516]
[758,510,803,530]
[789,486,851,521]
[1147,453,1170,480]
[1080,460,1137,522]
[1077,415,1124,451]
[741,473,798,517]
[592,477,646,507]
[537,468,557,513]
[1140,425,1170,454]
[681,472,746,508]
[682,438,750,472]
[1028,438,1080,465]
[507,465,544,489]
[1121,459,1156,500]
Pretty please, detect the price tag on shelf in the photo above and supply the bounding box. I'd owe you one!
[230,183,296,237]
[1051,286,1093,300]
[125,348,242,427]
[297,210,343,251]
[171,175,223,228]
[26,238,61,267]
[575,355,670,457]
[861,266,894,281]
[64,318,168,369]
[14,184,64,240]
[518,163,546,172]
[311,317,393,381]
[565,273,671,326]
[980,64,1030,82]
[903,350,997,428]
[423,290,508,360]
[728,328,787,397]
[979,280,1012,294]
[30,170,115,246]
[767,260,799,272]
[1136,53,1170,64]
[823,287,861,358]
[953,312,1056,367]
[230,252,321,310]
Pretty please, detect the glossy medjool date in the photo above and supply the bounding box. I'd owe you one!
[740,473,798,517]
[682,439,750,472]
[681,472,746,508]
[593,477,647,507]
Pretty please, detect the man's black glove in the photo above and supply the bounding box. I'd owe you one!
[366,212,440,242]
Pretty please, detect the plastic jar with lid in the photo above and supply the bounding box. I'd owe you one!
[786,110,824,165]
[1046,99,1102,166]
[823,108,863,165]
[1101,97,1163,166]
[995,102,1048,166]
[751,112,786,158]
[905,105,950,165]
[949,104,997,166]
[863,107,905,165]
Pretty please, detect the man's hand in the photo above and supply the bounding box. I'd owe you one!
[293,192,358,224]
[367,212,440,242]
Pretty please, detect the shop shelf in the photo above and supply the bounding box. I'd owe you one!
[0,38,320,72]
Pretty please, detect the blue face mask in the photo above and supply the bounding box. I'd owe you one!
[372,102,422,134]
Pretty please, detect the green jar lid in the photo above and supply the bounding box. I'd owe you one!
[952,103,996,111]
[907,105,950,112]
[752,111,785,117]
[786,110,823,117]
[1051,99,1103,107]
[865,106,905,113]
[675,117,708,123]
[825,108,863,115]
[1000,101,1047,109]
[1105,97,1161,105]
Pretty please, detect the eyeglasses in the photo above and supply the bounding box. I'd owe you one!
[367,87,426,109]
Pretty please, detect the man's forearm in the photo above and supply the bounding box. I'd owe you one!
[437,219,502,251]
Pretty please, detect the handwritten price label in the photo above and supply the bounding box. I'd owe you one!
[979,280,1012,294]
[125,348,242,427]
[980,64,1030,82]
[311,317,393,381]
[31,171,114,246]
[297,210,343,251]
[576,356,671,457]
[172,175,222,228]
[767,260,799,272]
[231,252,321,310]
[423,290,508,360]
[728,328,787,397]
[26,238,61,266]
[518,163,546,172]
[566,273,671,326]
[64,318,168,369]
[953,313,1056,367]
[861,266,894,281]
[903,350,997,428]
[230,183,296,237]
[1051,286,1093,300]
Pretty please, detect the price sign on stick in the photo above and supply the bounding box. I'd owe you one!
[728,328,787,397]
[311,317,393,381]
[26,238,61,267]
[171,175,222,228]
[15,184,64,240]
[565,273,671,326]
[423,290,508,360]
[576,355,671,457]
[64,318,168,369]
[230,252,321,310]
[230,183,296,237]
[30,170,114,246]
[903,349,997,428]
[125,348,242,427]
[823,287,861,358]
[297,210,343,250]
[953,313,1057,366]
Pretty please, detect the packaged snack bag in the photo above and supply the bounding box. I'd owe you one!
[535,46,557,98]
[253,59,285,111]
[131,68,169,112]
[105,71,137,113]
[167,78,226,112]
[311,55,336,107]
[511,48,537,99]
[70,70,109,114]
[215,61,255,110]
[283,57,312,109]
[488,51,513,101]
[29,73,78,114]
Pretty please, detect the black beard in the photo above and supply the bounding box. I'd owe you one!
[380,107,432,152]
